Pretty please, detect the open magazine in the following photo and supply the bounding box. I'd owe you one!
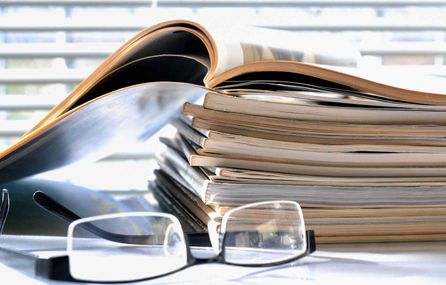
[1,19,446,183]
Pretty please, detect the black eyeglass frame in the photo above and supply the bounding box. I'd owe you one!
[36,228,316,283]
[4,191,316,283]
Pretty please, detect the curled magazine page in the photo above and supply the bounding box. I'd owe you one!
[203,21,360,79]
[238,26,360,67]
[0,83,208,182]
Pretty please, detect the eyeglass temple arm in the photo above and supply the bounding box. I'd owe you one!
[0,189,10,234]
[33,191,161,245]
[306,230,316,254]
[32,191,211,246]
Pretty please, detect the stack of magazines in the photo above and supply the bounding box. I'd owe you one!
[1,19,445,243]
[152,74,446,243]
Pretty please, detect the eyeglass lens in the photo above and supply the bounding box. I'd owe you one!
[67,213,188,282]
[222,201,307,265]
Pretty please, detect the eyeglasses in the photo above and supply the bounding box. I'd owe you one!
[5,190,316,283]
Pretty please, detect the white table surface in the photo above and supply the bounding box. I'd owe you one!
[1,236,445,285]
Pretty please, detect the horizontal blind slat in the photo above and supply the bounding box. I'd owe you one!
[1,0,153,6]
[0,95,61,110]
[360,43,446,56]
[0,120,34,136]
[2,19,446,32]
[262,22,446,32]
[0,43,119,58]
[2,42,446,58]
[0,69,88,83]
[4,0,446,7]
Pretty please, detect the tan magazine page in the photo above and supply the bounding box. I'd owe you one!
[210,61,446,104]
[29,19,357,133]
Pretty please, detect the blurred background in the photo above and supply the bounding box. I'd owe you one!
[1,0,446,193]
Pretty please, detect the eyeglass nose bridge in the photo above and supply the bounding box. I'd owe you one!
[0,189,10,234]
